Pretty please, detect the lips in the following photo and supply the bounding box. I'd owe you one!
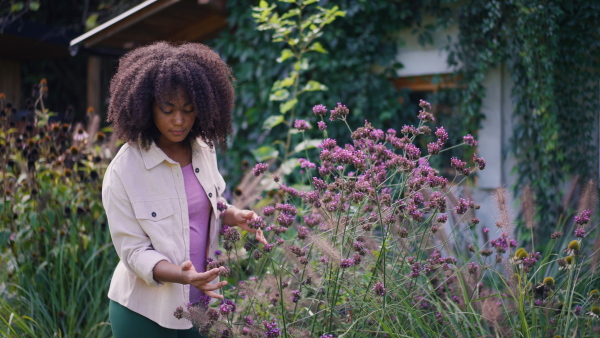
[171,130,185,136]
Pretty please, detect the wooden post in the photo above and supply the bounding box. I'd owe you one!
[0,59,22,108]
[87,56,102,116]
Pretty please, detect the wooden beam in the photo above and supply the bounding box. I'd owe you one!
[74,0,181,48]
[168,14,227,42]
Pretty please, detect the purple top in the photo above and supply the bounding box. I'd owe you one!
[182,163,212,304]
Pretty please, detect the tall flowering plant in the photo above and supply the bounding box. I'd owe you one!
[177,101,599,337]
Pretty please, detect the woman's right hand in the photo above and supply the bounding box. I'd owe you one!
[180,260,227,299]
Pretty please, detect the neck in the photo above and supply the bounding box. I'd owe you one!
[156,139,192,166]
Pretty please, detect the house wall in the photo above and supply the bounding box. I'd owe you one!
[395,22,519,240]
[0,59,22,107]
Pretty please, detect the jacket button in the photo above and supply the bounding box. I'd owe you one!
[195,168,199,173]
[151,212,157,217]
[208,193,213,198]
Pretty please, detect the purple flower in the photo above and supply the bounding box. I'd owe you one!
[217,201,228,212]
[313,104,327,116]
[215,250,222,256]
[404,143,421,160]
[463,134,478,146]
[473,153,486,170]
[574,305,583,315]
[263,319,280,338]
[450,157,466,171]
[290,290,301,303]
[467,262,479,274]
[340,259,354,269]
[437,214,448,223]
[575,210,591,225]
[574,227,586,238]
[318,121,327,131]
[373,282,386,296]
[320,138,337,150]
[329,102,349,121]
[263,206,275,216]
[219,300,236,315]
[297,226,309,240]
[247,217,266,230]
[427,142,441,155]
[298,158,316,169]
[455,198,470,214]
[253,163,269,176]
[435,127,449,144]
[293,119,310,131]
[419,99,431,110]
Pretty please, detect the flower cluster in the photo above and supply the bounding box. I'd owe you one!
[253,163,269,176]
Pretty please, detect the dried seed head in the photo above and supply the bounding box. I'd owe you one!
[543,277,555,287]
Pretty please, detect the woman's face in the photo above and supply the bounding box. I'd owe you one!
[152,88,197,148]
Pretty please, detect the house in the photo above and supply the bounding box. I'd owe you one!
[69,0,228,119]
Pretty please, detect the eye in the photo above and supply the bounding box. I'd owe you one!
[161,109,173,114]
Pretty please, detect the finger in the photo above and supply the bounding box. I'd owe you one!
[198,280,228,292]
[181,260,193,271]
[256,229,268,245]
[194,268,220,283]
[244,210,257,220]
[204,290,224,300]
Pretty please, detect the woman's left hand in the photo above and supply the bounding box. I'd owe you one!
[229,209,268,245]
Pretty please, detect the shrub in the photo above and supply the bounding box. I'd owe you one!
[0,85,116,337]
[178,101,599,337]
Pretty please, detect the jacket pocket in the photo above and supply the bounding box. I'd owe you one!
[132,199,175,250]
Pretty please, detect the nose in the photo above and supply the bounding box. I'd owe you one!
[172,111,185,126]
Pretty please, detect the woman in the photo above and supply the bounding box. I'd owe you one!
[102,42,266,337]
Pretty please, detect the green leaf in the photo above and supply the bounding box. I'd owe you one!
[251,146,279,161]
[29,1,40,11]
[259,0,269,8]
[280,98,298,114]
[269,89,290,101]
[304,0,318,4]
[293,139,322,153]
[262,115,285,130]
[278,158,299,176]
[302,80,327,92]
[280,8,301,20]
[85,13,99,31]
[11,2,24,12]
[294,59,309,71]
[276,49,294,63]
[308,42,327,53]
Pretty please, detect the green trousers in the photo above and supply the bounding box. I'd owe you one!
[109,300,206,338]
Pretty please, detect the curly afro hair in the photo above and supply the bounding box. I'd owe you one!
[107,41,235,150]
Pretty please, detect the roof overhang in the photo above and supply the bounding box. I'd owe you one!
[69,0,227,55]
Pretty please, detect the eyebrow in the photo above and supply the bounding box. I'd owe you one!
[163,102,193,106]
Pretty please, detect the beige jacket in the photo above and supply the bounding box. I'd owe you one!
[102,138,225,329]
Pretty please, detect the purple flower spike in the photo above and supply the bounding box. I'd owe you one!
[318,121,327,131]
[253,163,269,176]
[329,102,349,121]
[373,282,386,296]
[313,104,327,116]
[293,119,310,131]
[463,134,478,146]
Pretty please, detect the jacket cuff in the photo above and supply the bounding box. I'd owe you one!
[136,250,170,287]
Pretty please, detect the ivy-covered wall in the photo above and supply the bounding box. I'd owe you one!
[208,0,455,183]
[211,0,599,233]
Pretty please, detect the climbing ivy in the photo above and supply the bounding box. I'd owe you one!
[211,0,599,233]
[209,0,455,185]
[450,0,599,232]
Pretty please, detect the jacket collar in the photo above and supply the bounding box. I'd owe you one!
[140,137,210,170]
